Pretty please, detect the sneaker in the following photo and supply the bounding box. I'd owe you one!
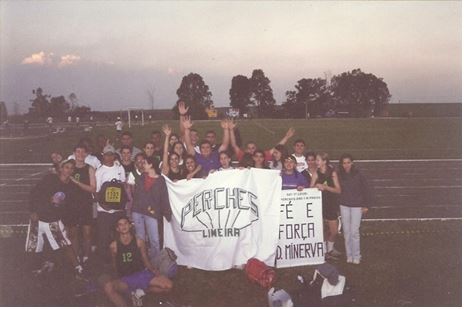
[346,257,353,264]
[131,289,145,307]
[352,258,360,265]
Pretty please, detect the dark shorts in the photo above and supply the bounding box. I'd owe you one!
[323,202,339,221]
[63,203,94,227]
[120,269,155,292]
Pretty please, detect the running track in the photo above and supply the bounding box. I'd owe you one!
[0,160,461,225]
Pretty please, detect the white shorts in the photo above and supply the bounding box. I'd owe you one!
[25,220,71,253]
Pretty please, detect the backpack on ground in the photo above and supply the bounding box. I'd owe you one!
[98,178,128,210]
[244,258,276,289]
[153,247,178,279]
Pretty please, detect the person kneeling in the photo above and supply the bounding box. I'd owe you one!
[103,216,172,306]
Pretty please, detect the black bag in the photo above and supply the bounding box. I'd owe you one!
[291,273,324,307]
[98,178,128,210]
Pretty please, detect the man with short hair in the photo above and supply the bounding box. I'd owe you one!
[95,145,126,262]
[292,139,307,172]
[115,117,123,133]
[103,216,172,306]
[28,159,84,278]
[117,131,142,160]
[183,118,230,177]
[204,130,220,151]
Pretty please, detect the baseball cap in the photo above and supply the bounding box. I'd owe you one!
[283,155,297,163]
[103,145,116,154]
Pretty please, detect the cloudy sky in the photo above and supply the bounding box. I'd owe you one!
[0,1,461,112]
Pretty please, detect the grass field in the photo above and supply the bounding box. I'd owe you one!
[0,117,461,163]
[0,221,460,306]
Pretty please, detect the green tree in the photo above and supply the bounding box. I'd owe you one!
[331,69,391,117]
[249,69,276,117]
[29,87,50,117]
[282,78,329,118]
[174,73,212,119]
[49,96,70,118]
[229,75,251,116]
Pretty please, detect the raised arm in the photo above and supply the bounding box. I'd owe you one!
[161,124,172,176]
[268,127,295,154]
[217,119,230,152]
[229,121,242,158]
[182,116,196,156]
[177,101,189,142]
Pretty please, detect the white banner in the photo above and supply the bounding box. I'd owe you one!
[164,169,282,271]
[276,189,325,268]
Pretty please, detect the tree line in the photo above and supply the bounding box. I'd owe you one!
[176,68,390,119]
[23,68,389,120]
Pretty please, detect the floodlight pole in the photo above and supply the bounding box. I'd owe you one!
[141,110,145,126]
[128,110,131,128]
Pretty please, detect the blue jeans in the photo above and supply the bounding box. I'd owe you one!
[132,212,160,264]
[340,205,362,260]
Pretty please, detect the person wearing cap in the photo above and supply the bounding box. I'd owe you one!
[281,155,308,190]
[95,144,126,263]
[28,159,85,279]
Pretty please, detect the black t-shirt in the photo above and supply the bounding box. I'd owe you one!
[115,236,145,277]
[167,169,185,181]
[301,169,313,185]
[122,162,135,179]
[72,164,93,206]
[29,174,78,222]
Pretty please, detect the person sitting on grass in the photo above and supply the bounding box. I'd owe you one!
[103,216,172,306]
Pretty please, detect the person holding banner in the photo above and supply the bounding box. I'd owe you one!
[268,144,288,170]
[301,151,317,184]
[252,150,270,169]
[338,154,370,265]
[281,155,308,190]
[310,152,341,260]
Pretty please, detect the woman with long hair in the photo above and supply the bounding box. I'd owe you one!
[301,151,317,185]
[268,144,288,170]
[170,142,186,166]
[161,125,185,181]
[338,153,370,264]
[183,154,202,179]
[310,152,341,260]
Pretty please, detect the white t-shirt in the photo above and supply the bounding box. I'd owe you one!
[292,153,307,173]
[95,162,126,213]
[127,169,142,186]
[67,154,101,170]
[115,120,123,131]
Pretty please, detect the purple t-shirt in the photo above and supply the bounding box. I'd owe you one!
[281,170,309,190]
[195,150,220,177]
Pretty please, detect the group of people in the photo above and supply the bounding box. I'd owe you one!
[28,101,371,305]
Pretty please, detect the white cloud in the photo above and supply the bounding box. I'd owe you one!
[21,51,54,65]
[58,54,81,67]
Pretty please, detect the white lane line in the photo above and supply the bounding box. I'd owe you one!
[0,211,29,214]
[371,204,460,209]
[0,163,51,166]
[357,159,461,162]
[362,217,461,222]
[0,200,28,203]
[374,185,461,189]
[0,172,44,186]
